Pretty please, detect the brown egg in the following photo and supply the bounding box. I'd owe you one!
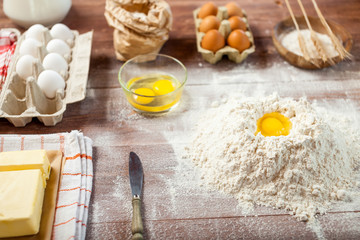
[198,2,218,19]
[199,15,220,33]
[201,29,225,52]
[227,29,250,52]
[228,16,247,31]
[225,2,244,17]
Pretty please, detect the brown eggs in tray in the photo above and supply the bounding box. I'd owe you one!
[0,24,93,127]
[194,2,255,64]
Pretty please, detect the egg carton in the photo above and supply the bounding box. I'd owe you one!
[0,28,93,127]
[193,6,255,64]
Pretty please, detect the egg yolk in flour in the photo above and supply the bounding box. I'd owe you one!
[255,112,292,137]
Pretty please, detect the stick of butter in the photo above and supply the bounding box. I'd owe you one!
[0,169,46,238]
[0,150,51,186]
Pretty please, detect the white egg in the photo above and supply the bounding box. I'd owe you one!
[19,38,42,58]
[26,24,47,43]
[50,24,74,44]
[37,70,65,99]
[42,53,68,78]
[46,39,71,60]
[16,55,36,80]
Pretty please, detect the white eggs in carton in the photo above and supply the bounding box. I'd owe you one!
[15,55,37,80]
[37,70,66,99]
[25,24,48,43]
[0,24,93,127]
[42,53,69,78]
[19,38,43,58]
[46,39,72,62]
[50,23,75,46]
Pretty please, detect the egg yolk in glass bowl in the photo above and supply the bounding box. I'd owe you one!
[126,73,182,113]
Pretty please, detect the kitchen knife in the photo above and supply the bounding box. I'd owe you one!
[129,152,144,240]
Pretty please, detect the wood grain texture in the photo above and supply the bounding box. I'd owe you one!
[0,0,359,239]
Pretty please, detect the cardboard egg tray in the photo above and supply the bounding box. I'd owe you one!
[0,28,93,127]
[193,6,255,64]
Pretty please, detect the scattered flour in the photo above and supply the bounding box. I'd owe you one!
[281,29,339,58]
[187,93,360,222]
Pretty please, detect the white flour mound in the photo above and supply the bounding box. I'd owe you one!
[188,94,360,222]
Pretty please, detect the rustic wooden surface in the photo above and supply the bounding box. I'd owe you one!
[0,0,360,239]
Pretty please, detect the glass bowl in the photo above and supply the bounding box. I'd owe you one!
[119,54,187,114]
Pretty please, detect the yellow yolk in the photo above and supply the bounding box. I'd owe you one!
[256,112,292,137]
[152,80,175,95]
[133,88,155,105]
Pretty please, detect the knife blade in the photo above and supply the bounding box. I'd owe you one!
[129,152,144,240]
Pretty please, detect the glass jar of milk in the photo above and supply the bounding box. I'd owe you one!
[3,0,72,28]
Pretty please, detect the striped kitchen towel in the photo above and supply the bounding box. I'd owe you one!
[0,130,93,240]
[0,29,17,93]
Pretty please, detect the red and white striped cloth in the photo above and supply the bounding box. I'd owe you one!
[0,30,17,93]
[0,131,93,240]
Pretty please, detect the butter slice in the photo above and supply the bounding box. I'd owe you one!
[0,150,51,186]
[0,169,45,238]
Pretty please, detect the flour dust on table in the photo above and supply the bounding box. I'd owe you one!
[187,93,360,222]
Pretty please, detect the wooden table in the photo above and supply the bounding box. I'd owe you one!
[0,0,359,239]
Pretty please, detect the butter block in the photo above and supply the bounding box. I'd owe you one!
[0,169,45,238]
[0,150,51,185]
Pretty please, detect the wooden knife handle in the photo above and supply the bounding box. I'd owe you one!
[131,197,144,240]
